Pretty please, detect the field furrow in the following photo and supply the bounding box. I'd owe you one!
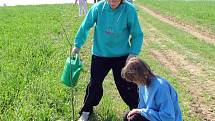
[138,5,215,120]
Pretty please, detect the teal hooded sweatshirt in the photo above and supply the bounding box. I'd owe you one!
[74,0,144,57]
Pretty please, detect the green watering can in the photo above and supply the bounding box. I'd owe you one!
[61,54,83,87]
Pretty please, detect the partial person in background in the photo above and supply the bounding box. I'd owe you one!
[75,0,88,16]
[72,0,144,121]
[121,57,182,121]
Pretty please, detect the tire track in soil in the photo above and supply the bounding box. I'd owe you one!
[138,15,215,120]
[137,5,215,46]
[150,49,215,121]
[138,14,215,99]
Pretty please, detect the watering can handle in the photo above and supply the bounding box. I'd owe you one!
[70,47,78,59]
[72,53,81,64]
[71,47,80,55]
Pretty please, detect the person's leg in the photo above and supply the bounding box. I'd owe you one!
[79,0,83,16]
[80,55,111,114]
[124,112,149,121]
[111,56,139,110]
[83,0,88,15]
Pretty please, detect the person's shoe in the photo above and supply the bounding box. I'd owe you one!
[78,112,90,121]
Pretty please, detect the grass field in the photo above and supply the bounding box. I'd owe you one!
[0,4,128,121]
[0,4,85,120]
[1,1,215,120]
[136,0,215,120]
[136,0,215,34]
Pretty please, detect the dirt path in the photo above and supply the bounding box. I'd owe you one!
[150,49,215,121]
[137,5,215,46]
[138,14,215,120]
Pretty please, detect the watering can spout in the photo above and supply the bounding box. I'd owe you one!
[61,54,83,87]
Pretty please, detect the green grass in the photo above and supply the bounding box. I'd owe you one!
[137,15,200,121]
[0,4,84,120]
[137,5,215,120]
[1,2,215,121]
[136,0,215,33]
[0,4,129,120]
[137,6,215,79]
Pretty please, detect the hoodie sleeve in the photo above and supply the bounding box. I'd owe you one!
[139,84,176,121]
[127,6,144,55]
[74,5,98,48]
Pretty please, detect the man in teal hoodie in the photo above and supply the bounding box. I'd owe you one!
[72,0,144,120]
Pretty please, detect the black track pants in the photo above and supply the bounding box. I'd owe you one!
[80,55,139,114]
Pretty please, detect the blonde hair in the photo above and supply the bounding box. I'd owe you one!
[121,57,155,86]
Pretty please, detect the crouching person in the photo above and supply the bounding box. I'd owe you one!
[121,57,182,121]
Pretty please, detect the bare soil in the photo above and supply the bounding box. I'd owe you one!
[138,13,215,120]
[137,5,215,46]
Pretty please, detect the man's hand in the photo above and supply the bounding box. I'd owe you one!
[72,47,80,55]
[126,54,136,64]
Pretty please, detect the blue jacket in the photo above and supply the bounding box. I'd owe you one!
[138,76,182,121]
[74,0,143,57]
